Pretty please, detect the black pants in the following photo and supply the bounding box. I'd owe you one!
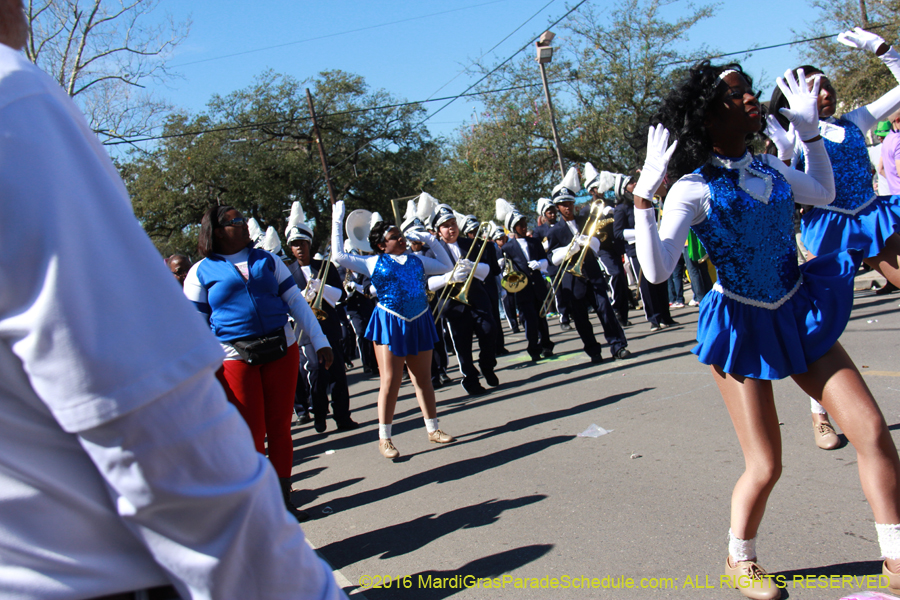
[445,304,497,382]
[301,342,351,423]
[630,254,673,326]
[486,278,506,351]
[518,291,553,356]
[347,304,377,371]
[560,281,627,358]
[598,250,629,324]
[502,291,520,333]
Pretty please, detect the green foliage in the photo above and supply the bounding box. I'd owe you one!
[428,0,716,225]
[799,0,900,113]
[123,70,434,257]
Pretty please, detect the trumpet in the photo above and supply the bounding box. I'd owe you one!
[432,222,491,323]
[305,255,331,321]
[500,258,528,293]
[539,202,604,318]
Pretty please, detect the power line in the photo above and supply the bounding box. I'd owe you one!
[169,0,512,68]
[105,79,576,145]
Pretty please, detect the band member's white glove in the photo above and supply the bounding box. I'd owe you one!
[352,281,365,293]
[765,115,796,161]
[304,278,321,303]
[633,124,677,200]
[527,260,542,271]
[332,200,346,224]
[837,27,887,54]
[565,241,581,261]
[404,229,427,243]
[775,68,822,143]
[447,267,469,284]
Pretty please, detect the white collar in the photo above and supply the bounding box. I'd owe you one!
[709,151,773,204]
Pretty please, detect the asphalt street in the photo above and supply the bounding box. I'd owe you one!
[291,274,900,600]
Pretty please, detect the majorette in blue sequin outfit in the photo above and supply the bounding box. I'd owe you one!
[331,212,453,357]
[800,116,900,257]
[692,153,857,379]
[637,150,858,380]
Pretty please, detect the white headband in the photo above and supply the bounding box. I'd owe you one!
[718,69,738,81]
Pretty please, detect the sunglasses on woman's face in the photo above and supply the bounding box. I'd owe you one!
[221,216,246,227]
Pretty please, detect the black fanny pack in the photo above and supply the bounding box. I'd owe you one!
[231,328,288,365]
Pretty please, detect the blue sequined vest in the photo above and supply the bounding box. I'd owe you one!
[691,153,801,306]
[820,118,875,213]
[371,253,429,319]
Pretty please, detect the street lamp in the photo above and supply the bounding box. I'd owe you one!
[535,31,565,177]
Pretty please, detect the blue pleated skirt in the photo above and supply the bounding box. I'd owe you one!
[801,195,900,258]
[692,250,860,380]
[365,305,439,357]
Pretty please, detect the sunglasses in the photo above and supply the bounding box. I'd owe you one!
[220,216,246,227]
[385,232,404,242]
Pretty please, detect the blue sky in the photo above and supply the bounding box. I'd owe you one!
[148,0,834,142]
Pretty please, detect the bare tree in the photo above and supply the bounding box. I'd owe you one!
[24,0,190,144]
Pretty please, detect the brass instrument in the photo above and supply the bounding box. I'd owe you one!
[539,202,604,318]
[305,255,331,321]
[500,258,528,293]
[432,222,491,323]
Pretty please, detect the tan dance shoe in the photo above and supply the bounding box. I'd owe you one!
[883,560,900,595]
[812,416,840,450]
[428,429,455,444]
[724,557,781,600]
[379,439,399,459]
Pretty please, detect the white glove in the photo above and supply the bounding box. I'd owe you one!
[633,124,678,200]
[353,281,365,293]
[837,27,886,54]
[304,278,321,302]
[332,200,346,224]
[565,241,580,261]
[527,260,541,271]
[448,267,469,284]
[458,258,475,270]
[775,68,822,142]
[405,229,426,243]
[765,115,796,160]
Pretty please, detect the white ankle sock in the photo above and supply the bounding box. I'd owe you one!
[877,523,900,560]
[378,423,392,440]
[728,529,757,562]
[810,397,827,415]
[424,418,439,433]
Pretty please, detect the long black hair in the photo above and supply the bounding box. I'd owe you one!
[368,221,397,254]
[197,205,236,257]
[651,60,763,179]
[768,65,823,130]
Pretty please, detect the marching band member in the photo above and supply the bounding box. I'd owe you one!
[584,163,633,328]
[285,202,358,434]
[546,167,631,363]
[496,199,555,361]
[331,200,456,459]
[429,204,501,396]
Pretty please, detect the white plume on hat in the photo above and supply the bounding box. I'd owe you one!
[536,197,553,216]
[416,192,440,222]
[247,217,263,244]
[285,201,314,244]
[550,166,581,204]
[583,162,604,192]
[401,199,424,233]
[496,198,525,232]
[261,226,283,255]
[370,212,384,228]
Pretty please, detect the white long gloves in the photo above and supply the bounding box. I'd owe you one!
[837,27,886,54]
[633,124,678,200]
[765,115,796,161]
[775,68,822,142]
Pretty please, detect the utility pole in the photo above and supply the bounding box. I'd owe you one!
[859,0,870,28]
[306,89,337,206]
[535,31,565,179]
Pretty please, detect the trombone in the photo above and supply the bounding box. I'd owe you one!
[305,254,331,321]
[539,202,604,318]
[432,222,491,323]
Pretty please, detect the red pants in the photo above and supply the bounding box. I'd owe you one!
[216,343,299,478]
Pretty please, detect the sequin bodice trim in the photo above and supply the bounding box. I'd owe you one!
[371,253,429,319]
[820,118,877,214]
[691,153,801,307]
